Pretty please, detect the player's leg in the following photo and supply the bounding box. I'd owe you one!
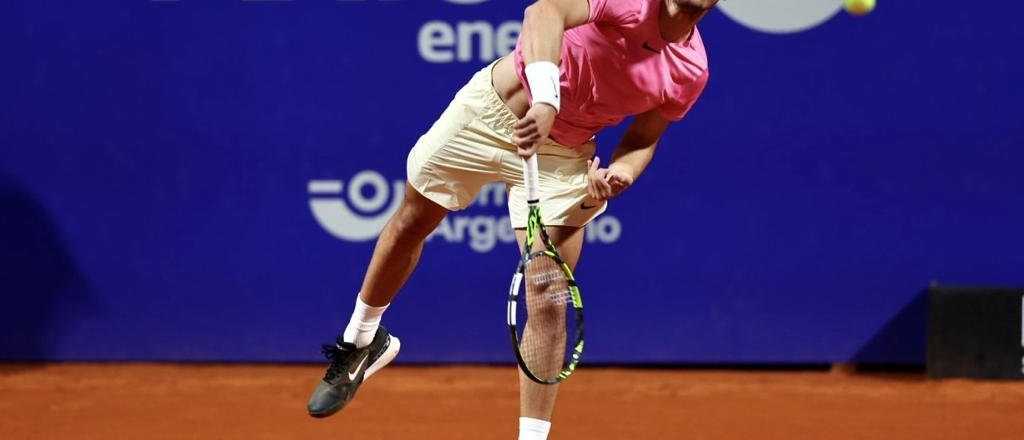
[340,184,448,343]
[309,174,489,419]
[503,140,606,439]
[350,184,447,309]
[337,59,510,348]
[308,60,511,418]
[513,225,585,433]
[307,186,449,418]
[357,183,447,307]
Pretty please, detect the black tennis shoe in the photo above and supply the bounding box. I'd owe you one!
[307,325,400,418]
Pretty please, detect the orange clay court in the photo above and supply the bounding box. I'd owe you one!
[2,364,1023,439]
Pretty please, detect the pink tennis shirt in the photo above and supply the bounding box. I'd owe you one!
[513,0,710,147]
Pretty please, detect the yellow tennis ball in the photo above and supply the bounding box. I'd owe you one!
[844,0,876,16]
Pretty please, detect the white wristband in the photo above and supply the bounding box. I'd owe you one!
[524,61,561,113]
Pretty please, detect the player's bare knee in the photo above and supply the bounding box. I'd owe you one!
[388,214,433,241]
[531,301,563,322]
[526,288,566,320]
[387,190,446,240]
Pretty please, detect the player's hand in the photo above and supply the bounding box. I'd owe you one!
[513,104,557,158]
[587,157,635,201]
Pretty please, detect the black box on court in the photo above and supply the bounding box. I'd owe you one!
[927,286,1024,379]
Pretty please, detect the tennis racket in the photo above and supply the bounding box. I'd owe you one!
[507,154,584,385]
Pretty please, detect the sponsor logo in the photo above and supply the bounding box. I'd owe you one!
[309,171,404,242]
[419,0,520,63]
[309,170,622,253]
[717,0,846,34]
[418,0,852,64]
[418,20,521,63]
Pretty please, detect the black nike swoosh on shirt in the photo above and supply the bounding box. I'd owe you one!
[580,203,598,210]
[642,41,661,54]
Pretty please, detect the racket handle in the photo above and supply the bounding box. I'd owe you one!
[523,154,540,203]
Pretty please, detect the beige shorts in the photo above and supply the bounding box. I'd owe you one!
[407,60,607,229]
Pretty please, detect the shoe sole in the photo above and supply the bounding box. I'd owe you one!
[365,335,400,380]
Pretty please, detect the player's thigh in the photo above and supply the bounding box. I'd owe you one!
[513,226,585,271]
[407,134,500,212]
[406,64,511,211]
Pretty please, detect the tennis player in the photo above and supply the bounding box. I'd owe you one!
[308,0,717,438]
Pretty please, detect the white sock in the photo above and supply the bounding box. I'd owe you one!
[342,297,389,348]
[518,417,551,440]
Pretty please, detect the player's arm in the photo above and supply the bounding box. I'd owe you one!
[513,0,593,157]
[520,0,592,66]
[587,110,672,201]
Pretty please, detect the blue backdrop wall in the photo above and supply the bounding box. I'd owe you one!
[2,1,1022,364]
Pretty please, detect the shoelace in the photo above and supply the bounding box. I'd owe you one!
[321,341,355,382]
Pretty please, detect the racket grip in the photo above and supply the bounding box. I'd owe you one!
[523,154,540,203]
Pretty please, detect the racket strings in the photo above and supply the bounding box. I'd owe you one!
[519,255,574,381]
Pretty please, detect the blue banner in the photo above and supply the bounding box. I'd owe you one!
[2,0,1022,364]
